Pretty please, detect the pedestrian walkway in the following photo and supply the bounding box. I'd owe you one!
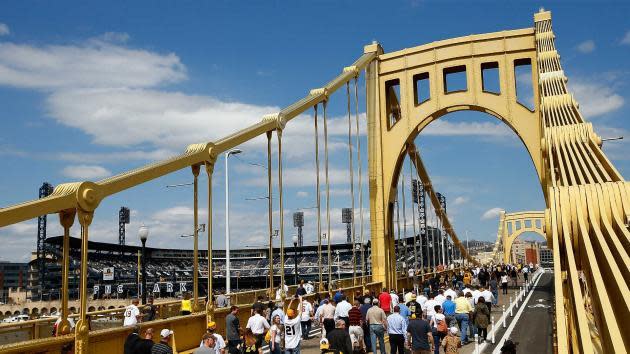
[268,275,535,354]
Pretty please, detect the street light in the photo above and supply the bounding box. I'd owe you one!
[225,148,242,295]
[180,224,206,238]
[138,224,149,305]
[292,235,299,285]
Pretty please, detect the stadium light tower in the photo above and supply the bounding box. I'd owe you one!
[293,212,304,247]
[292,235,299,285]
[225,148,242,295]
[138,224,149,305]
[342,208,353,244]
[119,207,130,246]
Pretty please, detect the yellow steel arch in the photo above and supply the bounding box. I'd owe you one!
[366,26,543,290]
[494,210,547,264]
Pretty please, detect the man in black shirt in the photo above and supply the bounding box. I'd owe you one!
[124,325,154,354]
[144,296,158,322]
[326,319,353,354]
[406,310,433,354]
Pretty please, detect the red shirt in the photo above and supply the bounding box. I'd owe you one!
[378,292,391,313]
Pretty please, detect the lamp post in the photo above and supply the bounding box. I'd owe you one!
[292,235,299,285]
[138,224,149,305]
[225,149,242,295]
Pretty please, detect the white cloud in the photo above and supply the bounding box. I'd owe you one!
[576,40,595,53]
[621,31,630,45]
[47,88,279,148]
[453,196,469,206]
[481,207,503,220]
[61,164,112,179]
[58,148,176,163]
[99,32,130,43]
[423,120,511,137]
[0,23,9,36]
[570,80,624,117]
[0,40,186,89]
[297,191,309,198]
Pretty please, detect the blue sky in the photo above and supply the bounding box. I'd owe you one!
[0,1,628,262]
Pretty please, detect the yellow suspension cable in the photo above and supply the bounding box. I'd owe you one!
[354,77,366,279]
[323,100,332,290]
[313,105,323,292]
[346,82,357,284]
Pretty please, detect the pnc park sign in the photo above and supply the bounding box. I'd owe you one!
[93,282,189,296]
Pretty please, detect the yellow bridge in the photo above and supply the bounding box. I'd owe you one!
[0,9,628,353]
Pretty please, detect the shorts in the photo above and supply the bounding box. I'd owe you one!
[349,325,364,346]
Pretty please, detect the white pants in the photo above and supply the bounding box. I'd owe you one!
[349,325,364,349]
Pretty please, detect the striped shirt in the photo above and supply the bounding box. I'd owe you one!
[348,307,362,326]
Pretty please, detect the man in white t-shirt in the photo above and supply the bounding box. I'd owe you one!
[416,292,428,309]
[480,287,494,313]
[444,287,457,300]
[423,294,439,321]
[284,296,304,354]
[434,290,446,306]
[472,287,482,305]
[123,298,142,326]
[304,281,315,295]
[300,298,314,340]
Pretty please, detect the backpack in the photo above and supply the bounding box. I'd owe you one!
[437,318,448,335]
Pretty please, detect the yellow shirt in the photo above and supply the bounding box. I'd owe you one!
[181,299,192,312]
[454,297,472,314]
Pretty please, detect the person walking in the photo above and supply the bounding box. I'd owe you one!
[366,299,388,354]
[501,273,509,295]
[124,325,153,354]
[200,322,225,354]
[317,298,336,337]
[151,329,174,354]
[225,306,241,354]
[442,296,456,327]
[284,296,305,354]
[326,320,353,354]
[359,298,373,353]
[429,306,447,354]
[510,268,518,287]
[334,296,352,331]
[299,297,313,340]
[441,327,462,353]
[269,314,283,354]
[378,288,392,315]
[386,306,407,354]
[144,296,157,322]
[489,275,499,306]
[406,307,433,354]
[473,297,490,343]
[453,291,472,344]
[124,298,143,327]
[246,308,270,354]
[348,299,365,352]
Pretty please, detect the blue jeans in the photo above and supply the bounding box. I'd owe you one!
[270,343,282,354]
[455,313,469,343]
[457,281,464,290]
[285,345,300,354]
[370,324,387,354]
[492,289,499,305]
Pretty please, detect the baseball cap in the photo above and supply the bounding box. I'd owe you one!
[364,298,371,304]
[320,338,329,350]
[160,329,173,338]
[207,321,216,330]
[372,298,379,305]
[450,327,458,335]
[287,309,296,318]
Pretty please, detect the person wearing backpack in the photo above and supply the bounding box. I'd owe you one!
[429,305,447,354]
[473,297,490,344]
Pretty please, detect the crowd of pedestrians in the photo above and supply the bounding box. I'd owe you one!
[122,263,532,354]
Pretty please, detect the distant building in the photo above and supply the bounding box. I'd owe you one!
[0,262,28,302]
[540,246,553,266]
